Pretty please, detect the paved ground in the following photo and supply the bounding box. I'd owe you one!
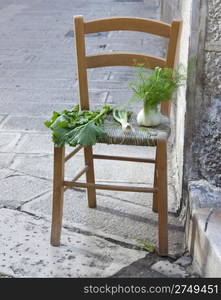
[0,0,199,278]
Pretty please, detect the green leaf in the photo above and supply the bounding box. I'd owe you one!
[44,104,112,148]
[67,122,107,147]
[129,64,186,107]
[44,111,60,128]
[50,115,70,130]
[136,238,155,253]
[44,120,51,128]
[52,127,70,147]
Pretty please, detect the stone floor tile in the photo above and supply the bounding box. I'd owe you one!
[0,132,21,152]
[151,260,189,278]
[0,173,51,208]
[0,208,146,278]
[174,255,192,267]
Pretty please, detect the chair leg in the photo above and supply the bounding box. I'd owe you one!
[152,148,159,213]
[84,146,96,208]
[50,146,65,246]
[156,140,168,256]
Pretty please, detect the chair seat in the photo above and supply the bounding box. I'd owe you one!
[98,114,171,146]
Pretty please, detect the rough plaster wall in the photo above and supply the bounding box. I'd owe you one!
[162,0,221,210]
[161,0,191,209]
[174,0,192,206]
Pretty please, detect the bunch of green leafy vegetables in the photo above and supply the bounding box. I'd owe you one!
[45,104,112,147]
[129,64,186,109]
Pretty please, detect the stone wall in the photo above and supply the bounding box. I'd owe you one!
[198,0,221,187]
[161,0,192,211]
[184,0,221,208]
[161,0,221,211]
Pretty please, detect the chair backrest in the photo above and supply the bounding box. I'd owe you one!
[74,16,182,116]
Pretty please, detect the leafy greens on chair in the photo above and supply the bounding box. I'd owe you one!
[45,104,113,147]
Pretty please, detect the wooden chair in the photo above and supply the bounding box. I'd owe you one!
[50,16,182,256]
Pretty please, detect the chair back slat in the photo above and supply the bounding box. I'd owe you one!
[86,53,166,69]
[84,17,171,38]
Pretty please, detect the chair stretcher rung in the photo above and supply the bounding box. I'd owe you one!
[63,181,156,193]
[64,166,88,192]
[93,154,156,163]
[65,145,83,162]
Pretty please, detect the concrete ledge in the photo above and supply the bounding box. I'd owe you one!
[187,207,221,277]
[186,180,221,277]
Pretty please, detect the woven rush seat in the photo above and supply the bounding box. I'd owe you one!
[98,114,171,146]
